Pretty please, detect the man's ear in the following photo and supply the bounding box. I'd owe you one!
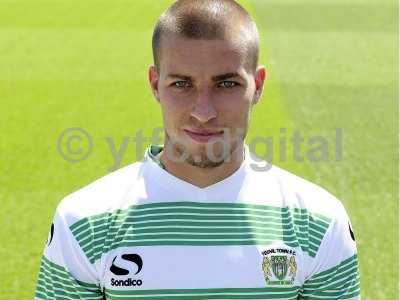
[252,65,267,105]
[148,65,160,102]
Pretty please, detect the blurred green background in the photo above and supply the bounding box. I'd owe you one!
[0,0,398,298]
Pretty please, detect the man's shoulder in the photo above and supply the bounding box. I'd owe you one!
[246,152,348,220]
[274,165,346,219]
[55,160,147,225]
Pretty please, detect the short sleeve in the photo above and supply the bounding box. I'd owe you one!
[299,202,361,299]
[35,207,104,300]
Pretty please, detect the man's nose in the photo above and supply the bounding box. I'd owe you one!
[190,87,217,123]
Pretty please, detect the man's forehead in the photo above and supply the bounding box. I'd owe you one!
[162,34,246,55]
[159,36,248,76]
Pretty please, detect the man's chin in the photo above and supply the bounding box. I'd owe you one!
[164,136,241,167]
[185,153,226,169]
[178,145,235,169]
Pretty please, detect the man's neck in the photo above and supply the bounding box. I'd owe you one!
[159,144,245,189]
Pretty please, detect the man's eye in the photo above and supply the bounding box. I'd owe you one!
[172,81,191,88]
[218,81,238,88]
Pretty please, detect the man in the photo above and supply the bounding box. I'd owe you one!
[35,0,361,299]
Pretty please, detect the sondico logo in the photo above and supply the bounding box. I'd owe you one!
[110,253,143,287]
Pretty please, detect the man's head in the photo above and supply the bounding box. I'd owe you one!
[149,0,266,168]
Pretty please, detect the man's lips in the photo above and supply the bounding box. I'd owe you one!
[183,129,224,143]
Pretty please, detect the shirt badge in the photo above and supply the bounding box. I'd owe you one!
[261,247,297,285]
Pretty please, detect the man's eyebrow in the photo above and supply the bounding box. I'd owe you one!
[166,72,242,81]
[166,74,192,81]
[212,72,241,81]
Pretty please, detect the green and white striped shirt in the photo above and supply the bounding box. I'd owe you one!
[35,145,360,299]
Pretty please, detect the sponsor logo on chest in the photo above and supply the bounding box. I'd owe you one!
[109,253,143,287]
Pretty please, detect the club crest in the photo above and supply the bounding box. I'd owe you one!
[261,248,297,285]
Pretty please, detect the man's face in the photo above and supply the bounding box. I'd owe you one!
[149,35,265,168]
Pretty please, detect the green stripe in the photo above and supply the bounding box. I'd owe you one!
[104,287,301,299]
[299,254,360,299]
[70,203,294,232]
[35,256,102,300]
[69,202,331,263]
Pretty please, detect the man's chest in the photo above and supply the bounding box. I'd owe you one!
[69,202,327,298]
[97,244,306,299]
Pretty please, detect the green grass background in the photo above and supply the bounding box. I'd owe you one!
[0,0,398,298]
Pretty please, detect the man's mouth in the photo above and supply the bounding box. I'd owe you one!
[183,129,224,143]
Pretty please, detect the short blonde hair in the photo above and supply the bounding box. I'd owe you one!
[152,0,260,73]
